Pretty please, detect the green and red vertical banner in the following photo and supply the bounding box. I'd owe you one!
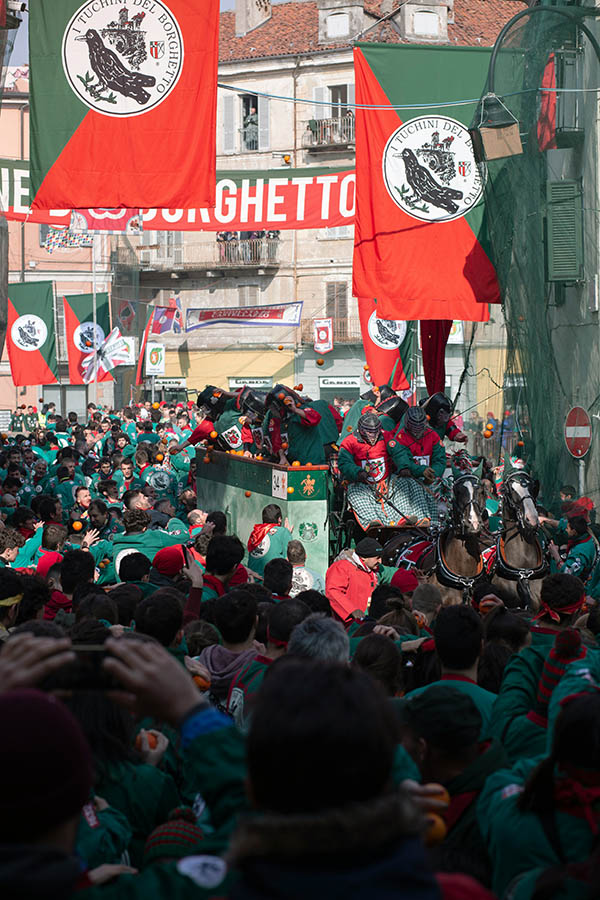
[29,0,219,210]
[136,307,155,386]
[357,297,414,391]
[7,282,59,386]
[353,44,500,322]
[63,292,112,385]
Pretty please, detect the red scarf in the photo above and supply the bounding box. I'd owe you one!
[247,524,277,553]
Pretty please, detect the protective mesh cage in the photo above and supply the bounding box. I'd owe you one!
[472,3,600,507]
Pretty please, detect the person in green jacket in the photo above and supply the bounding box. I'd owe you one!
[400,605,497,739]
[478,692,600,900]
[548,515,597,583]
[341,385,397,438]
[246,503,293,579]
[265,385,338,466]
[420,393,468,444]
[400,685,509,887]
[112,509,185,575]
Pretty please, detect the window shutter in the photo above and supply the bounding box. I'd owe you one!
[347,83,355,114]
[258,97,270,151]
[546,181,583,281]
[313,86,327,120]
[223,93,236,154]
[326,282,336,317]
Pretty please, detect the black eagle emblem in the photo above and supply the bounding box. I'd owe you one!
[76,29,156,105]
[401,148,464,215]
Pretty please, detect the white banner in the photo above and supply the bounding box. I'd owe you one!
[314,317,334,354]
[146,343,166,376]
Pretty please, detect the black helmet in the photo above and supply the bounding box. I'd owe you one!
[359,388,378,404]
[404,405,428,437]
[238,387,267,420]
[421,393,452,425]
[377,395,409,424]
[266,384,296,415]
[377,385,397,402]
[358,412,382,445]
[196,385,228,417]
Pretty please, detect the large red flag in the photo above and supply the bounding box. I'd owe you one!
[7,282,59,386]
[352,45,499,322]
[29,0,219,210]
[63,294,113,385]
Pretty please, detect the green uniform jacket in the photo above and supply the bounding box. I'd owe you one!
[287,400,338,466]
[403,675,496,739]
[552,533,597,583]
[215,408,245,450]
[388,432,446,480]
[96,759,181,868]
[246,525,292,578]
[76,799,133,868]
[489,631,556,764]
[112,530,184,566]
[478,757,598,899]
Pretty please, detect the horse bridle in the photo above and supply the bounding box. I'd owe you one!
[502,472,538,540]
[451,473,486,539]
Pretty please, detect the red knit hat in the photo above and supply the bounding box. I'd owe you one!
[143,807,204,865]
[532,629,587,726]
[37,550,64,578]
[391,568,420,594]
[152,545,185,576]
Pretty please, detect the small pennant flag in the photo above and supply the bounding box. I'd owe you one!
[43,227,93,254]
[151,296,182,335]
[313,318,333,354]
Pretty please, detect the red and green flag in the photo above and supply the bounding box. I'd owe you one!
[7,281,59,386]
[29,0,219,210]
[357,297,414,391]
[63,292,112,385]
[136,307,155,386]
[353,44,500,323]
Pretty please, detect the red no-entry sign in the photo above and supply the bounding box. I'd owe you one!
[565,406,592,458]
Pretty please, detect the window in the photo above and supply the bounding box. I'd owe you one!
[327,12,349,38]
[326,282,348,338]
[413,10,440,36]
[330,85,349,118]
[223,92,270,153]
[241,93,259,151]
[321,226,353,240]
[238,285,258,307]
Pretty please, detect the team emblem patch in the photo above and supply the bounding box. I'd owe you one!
[299,522,318,542]
[382,116,484,223]
[367,312,407,351]
[11,315,48,352]
[222,425,243,449]
[73,321,105,352]
[62,0,184,118]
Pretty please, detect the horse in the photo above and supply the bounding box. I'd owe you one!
[492,471,548,610]
[383,469,489,605]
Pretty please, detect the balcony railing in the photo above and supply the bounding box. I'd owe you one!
[302,115,355,150]
[301,316,362,344]
[138,238,281,270]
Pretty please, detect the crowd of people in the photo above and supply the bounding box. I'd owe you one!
[1,387,600,898]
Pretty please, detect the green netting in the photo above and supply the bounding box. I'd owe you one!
[472,2,600,508]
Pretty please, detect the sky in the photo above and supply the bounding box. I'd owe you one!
[8,0,299,65]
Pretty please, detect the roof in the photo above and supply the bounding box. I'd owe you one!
[219,0,527,63]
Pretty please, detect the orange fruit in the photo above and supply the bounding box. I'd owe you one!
[245,490,252,497]
[364,365,369,371]
[486,422,494,430]
[203,455,210,464]
[152,402,160,409]
[316,359,324,366]
[277,345,284,351]
[292,460,301,467]
[193,674,211,691]
[210,430,218,439]
[156,453,164,462]
[213,391,221,398]
[517,440,524,447]
[278,392,285,400]
[72,521,83,532]
[424,813,447,846]
[483,430,492,439]
[297,383,303,390]
[287,486,294,494]
[281,442,289,450]
[347,425,352,432]
[135,731,158,751]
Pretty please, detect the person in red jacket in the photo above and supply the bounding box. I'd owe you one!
[325,536,383,622]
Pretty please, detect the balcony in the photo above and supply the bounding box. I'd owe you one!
[138,238,281,272]
[302,115,355,152]
[301,316,362,344]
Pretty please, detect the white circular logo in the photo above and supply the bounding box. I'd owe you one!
[73,321,105,352]
[11,315,48,352]
[382,116,485,223]
[367,312,407,350]
[62,1,184,118]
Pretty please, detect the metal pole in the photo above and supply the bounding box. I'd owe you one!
[90,234,98,406]
[151,374,156,404]
[579,458,586,497]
